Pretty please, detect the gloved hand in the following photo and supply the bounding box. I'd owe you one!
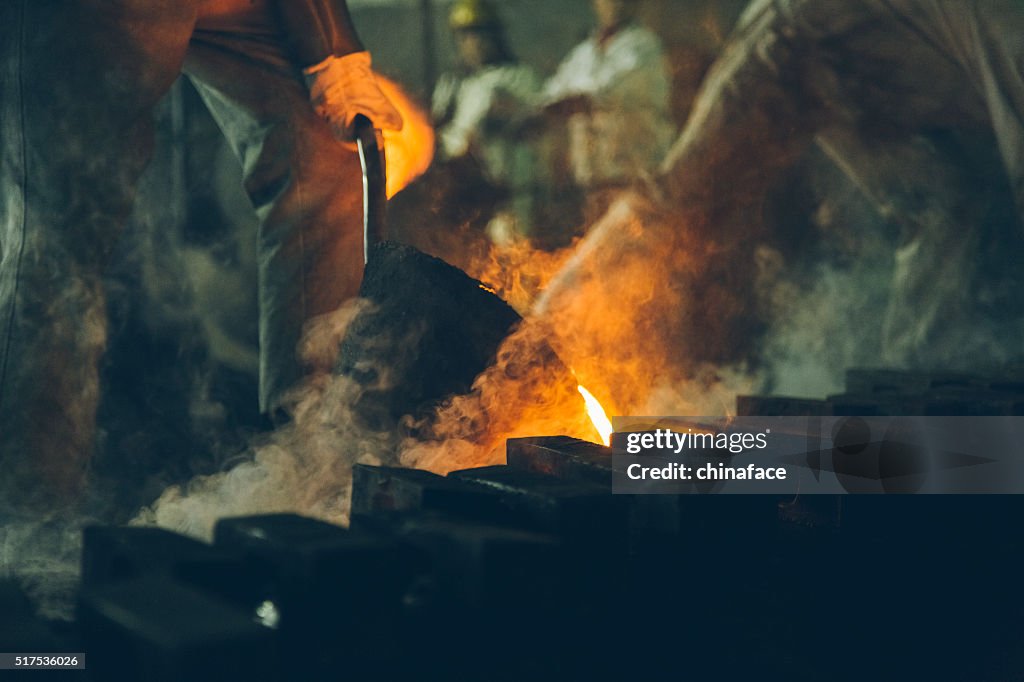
[303,51,403,140]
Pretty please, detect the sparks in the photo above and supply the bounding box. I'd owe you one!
[577,385,613,446]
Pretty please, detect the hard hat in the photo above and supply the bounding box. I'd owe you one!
[449,0,502,31]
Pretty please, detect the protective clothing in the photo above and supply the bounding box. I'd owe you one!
[304,51,404,139]
[434,64,539,186]
[0,0,392,511]
[542,21,675,189]
[433,61,540,242]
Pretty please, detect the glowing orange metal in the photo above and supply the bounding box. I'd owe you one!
[577,385,613,446]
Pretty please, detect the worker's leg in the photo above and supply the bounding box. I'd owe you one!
[185,26,365,414]
[0,0,197,512]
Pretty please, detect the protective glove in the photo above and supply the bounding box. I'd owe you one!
[303,51,403,140]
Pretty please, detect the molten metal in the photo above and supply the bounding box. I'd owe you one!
[577,385,613,446]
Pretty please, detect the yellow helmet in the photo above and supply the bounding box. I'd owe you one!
[448,0,502,31]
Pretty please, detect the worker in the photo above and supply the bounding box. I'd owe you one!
[432,0,541,245]
[540,0,676,224]
[0,0,401,512]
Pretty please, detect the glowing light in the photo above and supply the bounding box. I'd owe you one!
[374,74,435,198]
[577,385,613,446]
[478,284,497,295]
[255,600,280,629]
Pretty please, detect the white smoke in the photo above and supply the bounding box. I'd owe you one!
[134,300,394,539]
[0,518,87,622]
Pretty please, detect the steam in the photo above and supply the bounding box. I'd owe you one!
[0,262,108,625]
[518,192,761,416]
[135,300,393,538]
[135,293,600,538]
[758,256,891,397]
[8,106,1017,625]
[399,317,599,474]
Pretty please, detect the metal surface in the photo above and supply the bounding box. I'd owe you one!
[355,114,387,264]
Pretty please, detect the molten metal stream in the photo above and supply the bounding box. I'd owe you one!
[577,385,613,446]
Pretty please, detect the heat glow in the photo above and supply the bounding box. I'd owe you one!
[577,385,613,446]
[375,74,435,198]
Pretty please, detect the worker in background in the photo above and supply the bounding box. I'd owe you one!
[0,0,401,513]
[537,0,1024,378]
[432,0,541,246]
[540,0,676,225]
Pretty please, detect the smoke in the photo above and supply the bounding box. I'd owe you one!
[519,191,764,416]
[9,62,1022,629]
[753,154,897,398]
[0,278,99,623]
[0,81,264,620]
[0,273,108,512]
[0,173,877,622]
[0,519,85,622]
[134,290,598,538]
[134,300,393,538]
[758,253,891,398]
[399,317,599,474]
[3,151,1002,623]
[461,235,578,315]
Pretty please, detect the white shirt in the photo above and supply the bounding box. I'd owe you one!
[542,23,676,187]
